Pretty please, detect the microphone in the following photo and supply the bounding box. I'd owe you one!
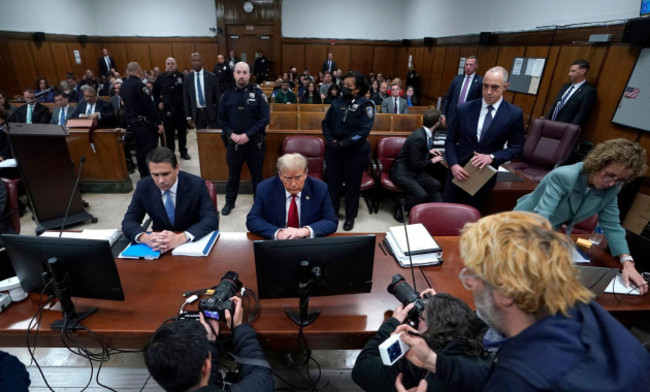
[398,198,417,292]
[58,156,86,237]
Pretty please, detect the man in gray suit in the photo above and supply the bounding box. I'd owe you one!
[183,52,219,129]
[50,92,74,126]
[382,83,408,114]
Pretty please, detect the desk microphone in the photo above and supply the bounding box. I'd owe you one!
[58,156,86,237]
[399,198,417,292]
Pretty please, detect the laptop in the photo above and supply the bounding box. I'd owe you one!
[575,265,618,297]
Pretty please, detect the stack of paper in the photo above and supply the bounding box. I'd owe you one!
[41,229,121,246]
[384,224,442,267]
[172,231,220,257]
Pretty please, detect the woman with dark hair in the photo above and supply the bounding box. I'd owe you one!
[406,86,418,106]
[352,290,490,391]
[323,83,340,104]
[322,71,374,231]
[0,92,14,114]
[35,77,55,102]
[299,82,322,104]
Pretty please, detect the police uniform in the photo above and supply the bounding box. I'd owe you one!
[253,56,269,83]
[217,83,270,208]
[212,62,234,98]
[120,75,160,177]
[322,95,375,221]
[153,70,187,156]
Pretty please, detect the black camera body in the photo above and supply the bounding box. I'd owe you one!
[387,274,432,326]
[198,271,242,321]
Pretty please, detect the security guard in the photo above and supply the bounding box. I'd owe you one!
[212,53,234,99]
[153,57,190,159]
[218,62,270,216]
[322,71,374,231]
[121,62,163,177]
[253,50,269,84]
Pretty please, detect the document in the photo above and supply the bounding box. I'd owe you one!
[384,236,442,267]
[604,273,642,295]
[388,224,441,255]
[452,162,496,196]
[172,231,220,257]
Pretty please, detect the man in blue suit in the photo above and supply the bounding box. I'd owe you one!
[122,147,219,252]
[49,92,74,126]
[444,66,524,210]
[72,86,115,127]
[247,153,338,239]
[441,56,482,127]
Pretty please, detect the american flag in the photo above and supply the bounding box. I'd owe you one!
[624,86,640,99]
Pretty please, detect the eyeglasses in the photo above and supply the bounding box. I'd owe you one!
[602,172,626,187]
[458,267,480,290]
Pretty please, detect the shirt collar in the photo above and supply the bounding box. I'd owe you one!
[285,190,302,199]
[572,80,586,89]
[161,177,179,196]
[482,97,503,112]
[422,125,433,139]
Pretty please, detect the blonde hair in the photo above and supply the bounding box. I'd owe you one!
[582,138,647,181]
[276,153,307,173]
[460,211,593,318]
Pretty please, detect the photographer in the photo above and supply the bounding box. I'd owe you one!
[144,296,274,391]
[352,288,490,391]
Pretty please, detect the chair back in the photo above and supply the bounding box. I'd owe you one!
[282,136,325,180]
[269,112,297,130]
[204,180,218,210]
[1,178,20,234]
[409,202,481,236]
[522,118,581,168]
[377,137,406,175]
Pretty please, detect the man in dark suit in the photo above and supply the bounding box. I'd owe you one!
[321,53,337,73]
[382,83,408,114]
[546,59,596,126]
[247,153,338,239]
[122,147,219,252]
[98,48,116,77]
[390,109,445,222]
[49,92,74,126]
[212,54,234,99]
[72,86,115,127]
[8,89,51,124]
[441,55,482,127]
[183,52,219,129]
[253,50,270,84]
[444,66,524,210]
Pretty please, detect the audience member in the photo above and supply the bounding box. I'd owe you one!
[443,66,524,210]
[371,81,389,106]
[247,153,337,239]
[49,92,73,126]
[515,138,648,293]
[319,71,333,100]
[334,69,343,85]
[273,80,297,104]
[300,82,322,104]
[98,48,117,77]
[323,83,340,104]
[183,52,219,129]
[405,86,417,106]
[382,83,408,114]
[302,68,314,83]
[66,73,81,95]
[253,50,270,83]
[546,59,596,126]
[441,55,482,126]
[72,86,115,127]
[111,79,123,112]
[0,91,15,114]
[34,77,55,103]
[227,49,238,69]
[154,57,190,159]
[406,64,421,97]
[80,69,100,91]
[390,109,444,222]
[396,211,650,391]
[8,89,51,124]
[58,80,81,103]
[122,147,219,251]
[321,52,337,73]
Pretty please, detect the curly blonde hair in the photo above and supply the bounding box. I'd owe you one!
[582,138,647,181]
[460,211,593,318]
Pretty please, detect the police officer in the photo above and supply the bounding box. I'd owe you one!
[253,50,269,84]
[322,71,374,231]
[121,62,163,177]
[153,57,190,160]
[212,53,234,99]
[218,62,269,216]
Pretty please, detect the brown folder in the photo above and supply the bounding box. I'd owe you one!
[452,161,497,196]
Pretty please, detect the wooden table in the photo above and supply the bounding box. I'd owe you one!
[0,233,646,350]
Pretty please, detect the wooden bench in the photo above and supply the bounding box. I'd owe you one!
[391,114,423,132]
[298,112,325,131]
[269,111,298,130]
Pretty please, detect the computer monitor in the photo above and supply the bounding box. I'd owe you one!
[1,234,125,331]
[253,235,375,326]
[642,0,650,15]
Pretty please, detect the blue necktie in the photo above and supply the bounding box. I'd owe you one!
[479,105,494,141]
[164,191,175,226]
[551,85,574,120]
[196,73,205,106]
[59,108,65,125]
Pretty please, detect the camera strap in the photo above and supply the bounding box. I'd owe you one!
[227,352,271,369]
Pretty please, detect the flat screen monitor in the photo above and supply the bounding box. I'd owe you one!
[253,235,376,299]
[642,0,650,15]
[1,234,125,301]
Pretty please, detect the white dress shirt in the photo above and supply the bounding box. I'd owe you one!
[273,190,315,239]
[476,97,503,141]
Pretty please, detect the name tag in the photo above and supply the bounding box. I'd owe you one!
[237,106,244,110]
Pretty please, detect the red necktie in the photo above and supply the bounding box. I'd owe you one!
[287,195,299,228]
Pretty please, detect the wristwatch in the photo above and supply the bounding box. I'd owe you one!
[489,154,495,160]
[620,255,634,265]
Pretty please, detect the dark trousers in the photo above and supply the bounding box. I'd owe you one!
[392,170,442,211]
[132,124,159,178]
[225,141,265,206]
[326,141,370,220]
[195,108,218,130]
[443,170,497,211]
[163,112,187,154]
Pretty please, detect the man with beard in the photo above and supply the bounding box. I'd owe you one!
[395,211,650,391]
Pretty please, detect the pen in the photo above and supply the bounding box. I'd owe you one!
[378,242,387,256]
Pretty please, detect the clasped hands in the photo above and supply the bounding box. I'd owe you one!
[451,151,493,182]
[140,230,188,253]
[277,227,310,240]
[230,133,250,145]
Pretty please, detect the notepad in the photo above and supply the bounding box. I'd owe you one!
[172,231,220,257]
[118,243,160,260]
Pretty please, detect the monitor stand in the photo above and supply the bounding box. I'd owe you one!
[286,261,321,327]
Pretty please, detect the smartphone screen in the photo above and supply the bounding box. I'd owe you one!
[203,310,220,320]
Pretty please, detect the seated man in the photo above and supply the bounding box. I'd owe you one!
[390,109,444,222]
[273,80,297,104]
[122,147,219,252]
[144,296,274,391]
[396,211,650,391]
[8,89,51,124]
[246,153,337,239]
[72,86,115,127]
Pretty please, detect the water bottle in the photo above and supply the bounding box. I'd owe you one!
[589,224,604,245]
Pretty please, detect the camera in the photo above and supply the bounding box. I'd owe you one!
[387,274,432,326]
[379,332,410,366]
[198,271,242,321]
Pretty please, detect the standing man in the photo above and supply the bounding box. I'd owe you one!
[546,59,596,126]
[444,66,524,210]
[390,109,444,222]
[218,62,269,216]
[121,62,163,177]
[382,83,408,114]
[321,52,337,73]
[8,89,51,124]
[98,48,116,78]
[441,56,482,126]
[227,49,238,69]
[154,57,190,160]
[72,86,115,127]
[319,71,333,100]
[406,64,421,98]
[50,92,73,126]
[253,50,270,84]
[183,52,219,130]
[212,54,234,99]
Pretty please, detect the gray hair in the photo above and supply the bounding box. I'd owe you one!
[485,66,509,84]
[276,153,308,173]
